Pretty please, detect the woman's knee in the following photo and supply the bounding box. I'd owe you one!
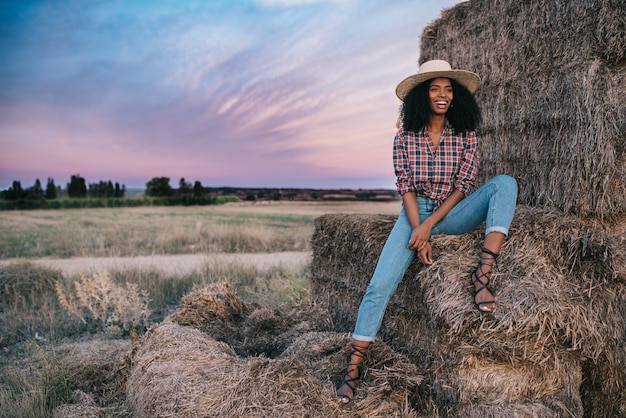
[492,174,518,195]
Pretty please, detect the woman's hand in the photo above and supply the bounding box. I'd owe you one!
[417,242,434,265]
[408,222,432,252]
[408,223,434,264]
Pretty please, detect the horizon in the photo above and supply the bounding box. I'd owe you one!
[1,0,463,191]
[1,176,399,192]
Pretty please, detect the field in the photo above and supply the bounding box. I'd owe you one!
[0,200,400,417]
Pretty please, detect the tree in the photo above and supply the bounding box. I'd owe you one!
[45,177,57,199]
[145,177,173,197]
[193,181,204,197]
[178,178,192,195]
[67,174,87,198]
[3,180,23,200]
[29,179,44,199]
[88,181,112,198]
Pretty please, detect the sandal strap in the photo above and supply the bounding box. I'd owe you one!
[481,247,500,260]
[473,265,491,288]
[472,248,498,310]
[339,373,360,391]
[350,344,368,359]
[345,344,367,370]
[337,344,368,402]
[473,248,499,285]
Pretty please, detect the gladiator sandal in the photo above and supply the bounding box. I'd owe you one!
[336,343,368,404]
[472,247,499,312]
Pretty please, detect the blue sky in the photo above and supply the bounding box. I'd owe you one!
[0,0,462,190]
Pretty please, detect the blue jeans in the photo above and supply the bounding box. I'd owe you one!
[352,174,518,341]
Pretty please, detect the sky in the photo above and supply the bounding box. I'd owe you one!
[0,0,462,190]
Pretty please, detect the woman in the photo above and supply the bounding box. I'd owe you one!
[336,60,518,404]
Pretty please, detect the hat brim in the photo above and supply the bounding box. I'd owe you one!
[395,70,481,100]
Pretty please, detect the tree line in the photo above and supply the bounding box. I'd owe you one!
[1,175,126,201]
[1,175,212,201]
[0,175,226,211]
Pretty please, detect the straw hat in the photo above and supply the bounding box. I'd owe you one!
[395,59,481,100]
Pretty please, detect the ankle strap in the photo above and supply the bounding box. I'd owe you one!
[481,247,499,259]
[351,344,368,358]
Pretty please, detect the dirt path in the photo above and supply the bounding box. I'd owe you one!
[0,251,311,277]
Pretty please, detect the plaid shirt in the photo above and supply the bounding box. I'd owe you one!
[393,121,479,208]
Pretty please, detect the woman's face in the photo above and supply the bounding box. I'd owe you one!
[427,77,453,115]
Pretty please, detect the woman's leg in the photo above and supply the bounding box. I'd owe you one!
[351,205,418,341]
[430,175,518,237]
[431,175,518,311]
[337,205,419,402]
[347,175,517,338]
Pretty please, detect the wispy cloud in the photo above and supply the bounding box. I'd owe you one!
[0,0,461,189]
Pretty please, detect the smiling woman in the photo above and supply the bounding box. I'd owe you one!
[336,59,518,404]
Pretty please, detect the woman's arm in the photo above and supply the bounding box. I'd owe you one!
[402,191,420,229]
[408,188,465,264]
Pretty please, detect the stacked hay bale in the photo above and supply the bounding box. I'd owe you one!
[127,283,425,417]
[419,0,626,219]
[405,1,626,414]
[310,208,626,416]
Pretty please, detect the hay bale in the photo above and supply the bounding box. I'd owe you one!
[419,0,626,218]
[310,209,626,417]
[127,323,424,417]
[128,281,427,417]
[127,322,242,417]
[167,282,247,346]
[282,332,423,415]
[169,282,245,326]
[238,303,334,357]
[167,282,334,358]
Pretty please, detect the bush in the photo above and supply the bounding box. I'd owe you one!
[55,269,151,335]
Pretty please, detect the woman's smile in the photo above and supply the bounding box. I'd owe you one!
[434,99,449,109]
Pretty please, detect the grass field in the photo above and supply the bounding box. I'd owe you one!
[0,200,400,417]
[0,201,399,258]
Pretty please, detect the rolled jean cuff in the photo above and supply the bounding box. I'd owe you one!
[351,334,376,343]
[485,225,509,237]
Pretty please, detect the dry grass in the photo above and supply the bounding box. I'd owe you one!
[55,269,151,334]
[0,338,131,418]
[0,201,399,259]
[0,201,399,417]
[0,262,83,347]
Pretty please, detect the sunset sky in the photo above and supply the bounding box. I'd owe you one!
[1,0,462,190]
